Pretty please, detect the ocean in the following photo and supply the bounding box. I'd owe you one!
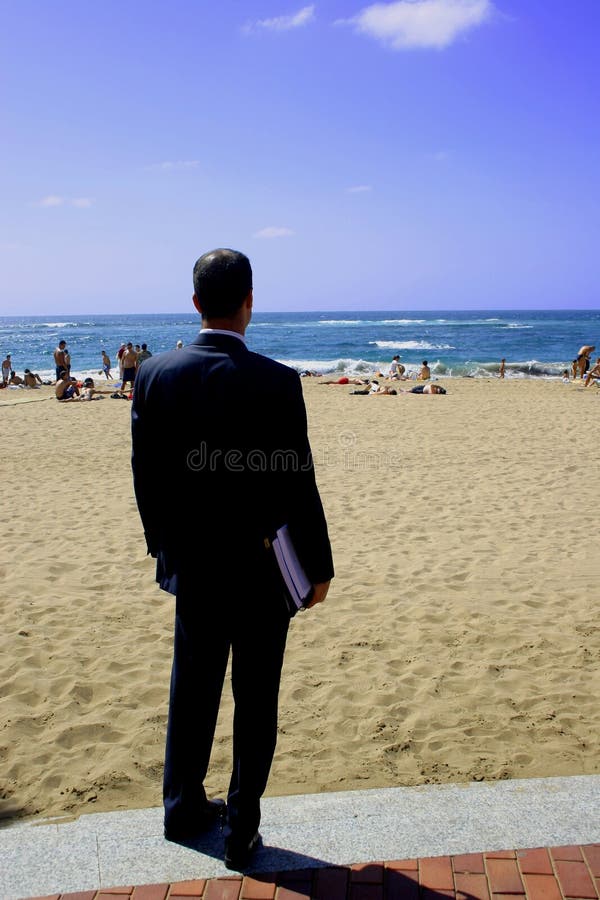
[0,310,598,382]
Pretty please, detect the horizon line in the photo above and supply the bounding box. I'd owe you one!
[1,307,599,318]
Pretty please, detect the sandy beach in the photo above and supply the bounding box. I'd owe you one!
[1,376,599,824]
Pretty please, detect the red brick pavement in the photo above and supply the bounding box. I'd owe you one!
[23,844,600,900]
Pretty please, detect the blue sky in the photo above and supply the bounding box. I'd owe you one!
[2,0,599,313]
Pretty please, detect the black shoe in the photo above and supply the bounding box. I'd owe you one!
[164,798,226,842]
[224,831,260,871]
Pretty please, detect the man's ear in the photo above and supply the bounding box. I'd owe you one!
[245,290,253,311]
[192,293,203,316]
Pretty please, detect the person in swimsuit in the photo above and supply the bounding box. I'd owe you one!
[121,342,138,393]
[101,350,114,380]
[55,370,80,400]
[576,345,595,379]
[402,382,447,394]
[319,376,367,385]
[417,360,431,381]
[350,380,397,395]
[2,354,12,385]
[79,377,113,400]
[54,341,68,382]
[23,369,43,388]
[117,343,127,379]
[584,357,600,387]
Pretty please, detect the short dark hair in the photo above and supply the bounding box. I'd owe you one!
[193,249,252,319]
[141,343,147,350]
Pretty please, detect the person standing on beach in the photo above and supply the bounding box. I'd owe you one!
[499,358,506,378]
[117,343,126,379]
[120,342,138,393]
[2,353,12,385]
[576,345,595,378]
[136,343,152,366]
[131,248,333,871]
[101,350,114,380]
[53,341,68,382]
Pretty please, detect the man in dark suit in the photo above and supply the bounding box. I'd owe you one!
[131,248,333,870]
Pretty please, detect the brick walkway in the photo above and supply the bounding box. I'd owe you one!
[26,844,600,900]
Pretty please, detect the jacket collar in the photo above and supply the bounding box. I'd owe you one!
[192,331,249,352]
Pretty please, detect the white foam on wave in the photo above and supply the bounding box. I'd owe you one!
[370,340,455,350]
[276,357,385,376]
[248,322,305,328]
[380,319,427,325]
[505,323,533,329]
[318,319,362,325]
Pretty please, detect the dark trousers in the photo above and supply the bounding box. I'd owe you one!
[163,576,290,839]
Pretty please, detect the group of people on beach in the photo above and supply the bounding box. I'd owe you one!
[313,344,600,390]
[571,345,599,385]
[556,346,600,386]
[318,356,442,396]
[53,340,155,401]
[1,353,48,390]
[3,339,600,402]
[112,341,155,390]
[52,339,190,401]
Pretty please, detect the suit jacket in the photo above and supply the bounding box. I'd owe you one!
[131,332,334,595]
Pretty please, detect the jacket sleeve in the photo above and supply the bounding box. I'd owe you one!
[283,372,334,585]
[131,367,160,557]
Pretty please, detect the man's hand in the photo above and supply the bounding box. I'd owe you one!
[306,580,331,609]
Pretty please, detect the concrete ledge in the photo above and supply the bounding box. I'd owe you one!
[1,775,599,899]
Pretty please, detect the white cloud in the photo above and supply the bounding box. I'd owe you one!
[347,184,372,193]
[253,226,295,239]
[32,195,94,208]
[37,195,65,207]
[245,5,315,33]
[147,160,201,171]
[338,0,493,50]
